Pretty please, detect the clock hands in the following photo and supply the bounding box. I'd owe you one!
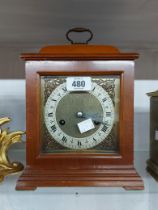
[76,112,106,125]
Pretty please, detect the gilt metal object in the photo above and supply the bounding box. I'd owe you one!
[0,117,24,182]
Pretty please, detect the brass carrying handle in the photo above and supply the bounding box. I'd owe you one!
[66,27,93,44]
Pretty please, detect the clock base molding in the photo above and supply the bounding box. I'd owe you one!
[146,159,158,181]
[16,166,144,190]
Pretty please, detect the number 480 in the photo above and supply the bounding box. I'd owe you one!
[72,80,85,87]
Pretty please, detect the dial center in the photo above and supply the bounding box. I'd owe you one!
[76,111,84,118]
[56,92,103,138]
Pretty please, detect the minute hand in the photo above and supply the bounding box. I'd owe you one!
[77,112,107,125]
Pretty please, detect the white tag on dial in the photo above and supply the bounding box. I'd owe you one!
[77,119,95,134]
[66,77,92,91]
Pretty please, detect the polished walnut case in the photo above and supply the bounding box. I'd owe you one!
[16,44,144,190]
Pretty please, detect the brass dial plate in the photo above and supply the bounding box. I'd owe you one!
[40,76,120,153]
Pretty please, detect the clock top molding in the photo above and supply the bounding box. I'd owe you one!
[21,44,139,61]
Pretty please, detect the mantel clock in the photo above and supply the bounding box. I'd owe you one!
[16,28,144,190]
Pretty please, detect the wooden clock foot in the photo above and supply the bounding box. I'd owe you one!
[123,186,144,190]
[16,184,37,191]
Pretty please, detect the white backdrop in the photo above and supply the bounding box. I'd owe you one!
[0,79,157,151]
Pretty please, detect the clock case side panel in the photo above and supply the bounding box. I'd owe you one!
[16,60,143,190]
[25,62,41,166]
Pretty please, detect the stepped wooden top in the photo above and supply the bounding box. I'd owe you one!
[21,44,139,61]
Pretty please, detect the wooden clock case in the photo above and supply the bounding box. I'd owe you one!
[16,44,144,190]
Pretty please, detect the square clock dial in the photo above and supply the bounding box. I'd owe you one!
[41,76,120,153]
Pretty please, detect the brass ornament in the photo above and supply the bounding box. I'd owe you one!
[0,117,24,182]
